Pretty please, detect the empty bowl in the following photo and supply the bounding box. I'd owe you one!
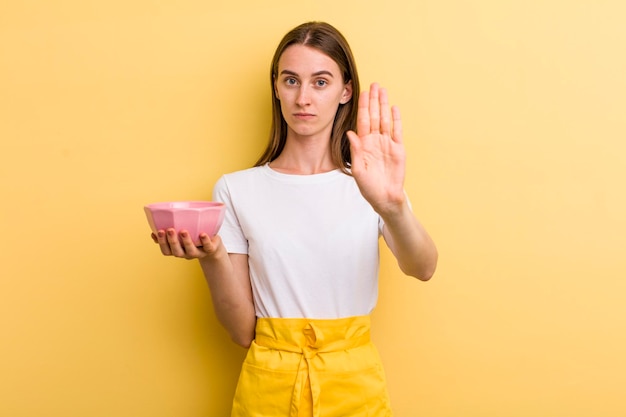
[144,201,226,246]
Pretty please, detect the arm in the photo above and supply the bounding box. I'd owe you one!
[380,200,438,281]
[153,229,256,347]
[347,83,438,281]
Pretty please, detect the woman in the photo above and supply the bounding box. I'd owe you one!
[153,21,437,417]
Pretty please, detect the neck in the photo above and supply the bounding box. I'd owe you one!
[270,133,336,175]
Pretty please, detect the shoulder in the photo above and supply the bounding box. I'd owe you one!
[213,165,268,199]
[216,165,266,187]
[223,165,266,182]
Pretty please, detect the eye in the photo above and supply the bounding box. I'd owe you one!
[315,79,328,87]
[285,77,298,86]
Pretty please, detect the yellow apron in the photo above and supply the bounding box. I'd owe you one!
[231,315,393,417]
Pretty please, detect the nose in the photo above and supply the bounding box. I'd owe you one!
[296,85,311,106]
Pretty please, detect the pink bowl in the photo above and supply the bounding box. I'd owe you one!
[144,201,226,246]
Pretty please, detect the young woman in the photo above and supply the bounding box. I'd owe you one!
[153,21,437,417]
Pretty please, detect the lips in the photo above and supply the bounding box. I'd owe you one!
[293,113,315,120]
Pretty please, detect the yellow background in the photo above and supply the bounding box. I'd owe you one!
[1,1,625,416]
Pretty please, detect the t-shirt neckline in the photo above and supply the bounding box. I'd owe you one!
[262,163,343,184]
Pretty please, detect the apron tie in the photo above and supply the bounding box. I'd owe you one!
[255,320,371,417]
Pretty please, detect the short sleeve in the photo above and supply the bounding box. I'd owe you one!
[212,176,249,254]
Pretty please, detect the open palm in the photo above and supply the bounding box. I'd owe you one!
[347,83,407,215]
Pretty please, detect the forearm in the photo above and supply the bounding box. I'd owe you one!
[381,200,438,281]
[199,250,256,347]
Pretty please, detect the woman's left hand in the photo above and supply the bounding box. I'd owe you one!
[347,83,407,216]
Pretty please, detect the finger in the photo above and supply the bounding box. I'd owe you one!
[166,228,186,257]
[198,233,213,251]
[356,90,370,136]
[379,87,391,135]
[155,230,172,256]
[199,233,220,255]
[369,83,380,133]
[391,105,403,144]
[179,230,204,259]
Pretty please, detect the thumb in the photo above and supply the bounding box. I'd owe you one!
[346,130,361,153]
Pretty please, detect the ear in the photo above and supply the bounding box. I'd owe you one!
[339,80,353,104]
[273,76,280,100]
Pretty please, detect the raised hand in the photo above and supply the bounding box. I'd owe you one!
[347,83,407,216]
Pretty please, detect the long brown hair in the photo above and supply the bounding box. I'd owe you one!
[254,22,360,173]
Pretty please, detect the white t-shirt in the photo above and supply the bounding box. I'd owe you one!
[212,164,383,319]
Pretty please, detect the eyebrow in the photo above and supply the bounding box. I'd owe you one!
[279,70,335,78]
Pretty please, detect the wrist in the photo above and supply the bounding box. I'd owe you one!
[377,193,409,219]
[379,200,414,230]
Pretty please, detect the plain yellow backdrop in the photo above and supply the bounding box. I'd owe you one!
[1,1,625,416]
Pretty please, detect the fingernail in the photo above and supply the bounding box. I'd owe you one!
[167,230,174,236]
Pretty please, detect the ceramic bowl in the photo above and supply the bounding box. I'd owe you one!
[144,201,226,246]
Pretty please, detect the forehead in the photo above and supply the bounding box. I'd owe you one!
[277,44,341,75]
